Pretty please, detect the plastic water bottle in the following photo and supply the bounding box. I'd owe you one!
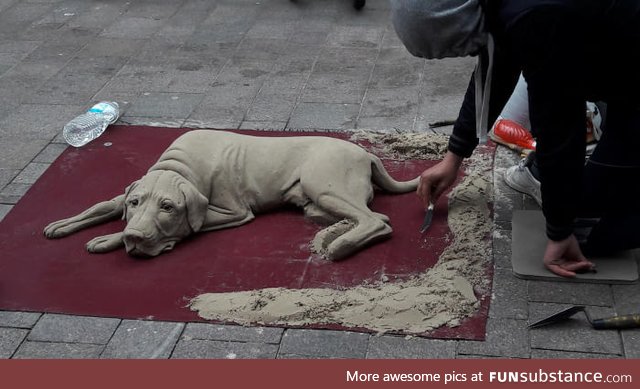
[63,102,120,147]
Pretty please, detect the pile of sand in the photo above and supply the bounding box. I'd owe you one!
[350,130,449,160]
[190,133,493,335]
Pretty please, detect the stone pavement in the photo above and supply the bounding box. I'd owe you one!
[0,0,638,359]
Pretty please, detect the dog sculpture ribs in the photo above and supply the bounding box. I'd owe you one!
[44,130,419,260]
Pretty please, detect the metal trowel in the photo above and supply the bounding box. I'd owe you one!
[529,305,640,329]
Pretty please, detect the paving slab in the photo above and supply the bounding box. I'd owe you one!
[621,330,640,358]
[493,192,523,224]
[368,62,422,89]
[246,92,298,122]
[75,38,146,58]
[0,168,19,189]
[124,92,204,119]
[183,323,283,344]
[67,2,132,30]
[0,182,30,204]
[366,335,456,359]
[102,64,173,93]
[325,25,384,49]
[301,76,367,104]
[33,143,68,164]
[0,327,28,358]
[414,94,466,133]
[28,314,120,344]
[12,162,49,185]
[0,2,53,26]
[166,70,219,94]
[214,59,273,91]
[171,339,278,359]
[13,341,103,359]
[0,311,41,329]
[101,320,184,359]
[360,87,419,118]
[357,115,415,132]
[0,104,82,140]
[100,17,164,39]
[125,1,183,20]
[239,120,287,131]
[0,203,11,221]
[0,63,67,104]
[528,281,614,306]
[234,38,289,62]
[612,282,640,315]
[456,318,530,358]
[0,40,40,55]
[492,228,512,270]
[28,72,112,105]
[279,329,369,359]
[489,268,528,320]
[531,349,622,359]
[288,102,360,130]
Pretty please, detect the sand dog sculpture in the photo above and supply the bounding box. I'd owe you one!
[44,130,419,260]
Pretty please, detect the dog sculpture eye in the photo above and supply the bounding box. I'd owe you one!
[161,202,174,212]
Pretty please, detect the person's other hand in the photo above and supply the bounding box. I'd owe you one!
[543,234,596,277]
[417,151,463,209]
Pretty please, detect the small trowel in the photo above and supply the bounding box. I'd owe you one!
[529,305,640,329]
[420,203,434,233]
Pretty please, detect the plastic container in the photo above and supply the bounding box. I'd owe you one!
[63,102,120,147]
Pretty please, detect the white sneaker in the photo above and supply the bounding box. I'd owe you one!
[503,157,542,206]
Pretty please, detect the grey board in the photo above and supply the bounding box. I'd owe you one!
[512,210,638,284]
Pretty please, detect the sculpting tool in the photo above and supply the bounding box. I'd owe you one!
[420,203,434,233]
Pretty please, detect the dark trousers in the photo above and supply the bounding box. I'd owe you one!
[530,103,640,252]
[504,2,640,252]
[577,103,640,253]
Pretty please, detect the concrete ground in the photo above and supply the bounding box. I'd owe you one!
[0,0,638,359]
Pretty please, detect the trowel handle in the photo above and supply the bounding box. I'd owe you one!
[592,314,640,329]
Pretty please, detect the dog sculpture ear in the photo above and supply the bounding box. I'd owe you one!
[178,180,208,232]
[122,179,140,220]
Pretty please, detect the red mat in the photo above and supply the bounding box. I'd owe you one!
[0,126,491,340]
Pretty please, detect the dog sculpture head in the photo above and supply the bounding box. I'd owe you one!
[122,170,208,257]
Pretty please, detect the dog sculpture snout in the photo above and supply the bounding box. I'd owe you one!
[122,227,154,257]
[123,228,146,244]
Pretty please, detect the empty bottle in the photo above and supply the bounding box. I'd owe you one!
[63,101,120,147]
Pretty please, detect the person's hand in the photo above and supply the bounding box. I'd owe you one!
[417,151,463,209]
[543,234,596,277]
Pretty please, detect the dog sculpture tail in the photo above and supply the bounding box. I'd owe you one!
[369,154,419,193]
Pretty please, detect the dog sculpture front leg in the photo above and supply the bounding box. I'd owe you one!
[44,195,125,239]
[86,232,125,253]
[198,204,256,232]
